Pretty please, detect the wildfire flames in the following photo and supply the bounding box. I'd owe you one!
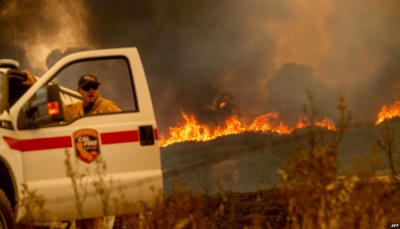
[158,109,336,147]
[375,101,400,125]
[159,99,400,147]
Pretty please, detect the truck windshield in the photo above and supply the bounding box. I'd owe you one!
[9,72,32,108]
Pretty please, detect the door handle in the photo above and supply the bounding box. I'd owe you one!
[139,125,154,146]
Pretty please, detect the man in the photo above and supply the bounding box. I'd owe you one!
[64,74,121,122]
[66,75,120,229]
[23,71,121,122]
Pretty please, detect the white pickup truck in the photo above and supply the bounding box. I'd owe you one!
[0,48,163,227]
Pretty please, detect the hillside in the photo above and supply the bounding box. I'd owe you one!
[161,119,400,194]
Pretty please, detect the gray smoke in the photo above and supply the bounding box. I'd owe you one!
[2,0,400,135]
[266,63,342,125]
[46,47,91,69]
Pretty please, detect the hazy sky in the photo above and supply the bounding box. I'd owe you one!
[1,0,400,134]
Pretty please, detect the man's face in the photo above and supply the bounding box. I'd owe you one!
[78,84,99,106]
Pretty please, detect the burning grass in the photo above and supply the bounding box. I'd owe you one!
[160,94,400,147]
[376,100,400,124]
[158,110,337,147]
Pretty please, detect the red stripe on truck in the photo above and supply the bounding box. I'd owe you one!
[100,130,139,144]
[3,136,20,151]
[3,136,72,152]
[21,136,72,151]
[3,128,158,151]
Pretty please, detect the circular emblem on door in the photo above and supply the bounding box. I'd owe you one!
[73,129,100,163]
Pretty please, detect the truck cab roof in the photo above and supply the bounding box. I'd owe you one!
[0,59,20,70]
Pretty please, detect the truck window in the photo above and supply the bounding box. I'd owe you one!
[20,57,138,127]
[53,57,137,111]
[8,72,32,108]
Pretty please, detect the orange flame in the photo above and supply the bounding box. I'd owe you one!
[376,101,400,124]
[158,111,212,147]
[248,111,279,132]
[295,117,308,129]
[274,121,293,134]
[214,115,246,137]
[315,117,336,130]
[159,110,337,147]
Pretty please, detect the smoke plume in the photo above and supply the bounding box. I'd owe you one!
[0,0,91,75]
[1,0,400,134]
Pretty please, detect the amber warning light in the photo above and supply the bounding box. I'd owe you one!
[47,101,60,116]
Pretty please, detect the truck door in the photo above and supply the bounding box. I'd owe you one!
[8,48,162,221]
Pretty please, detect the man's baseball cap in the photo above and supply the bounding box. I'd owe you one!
[78,74,101,87]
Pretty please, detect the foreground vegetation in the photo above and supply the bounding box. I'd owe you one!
[17,94,400,228]
[277,95,400,228]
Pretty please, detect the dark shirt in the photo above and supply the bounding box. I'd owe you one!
[83,103,94,114]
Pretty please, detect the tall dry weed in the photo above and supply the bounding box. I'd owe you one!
[278,93,400,229]
[17,183,60,229]
[64,149,89,219]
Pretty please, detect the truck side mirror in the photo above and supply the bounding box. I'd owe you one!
[18,84,65,129]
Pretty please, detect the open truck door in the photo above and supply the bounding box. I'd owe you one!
[7,48,162,221]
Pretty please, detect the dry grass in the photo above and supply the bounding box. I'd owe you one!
[277,94,400,229]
